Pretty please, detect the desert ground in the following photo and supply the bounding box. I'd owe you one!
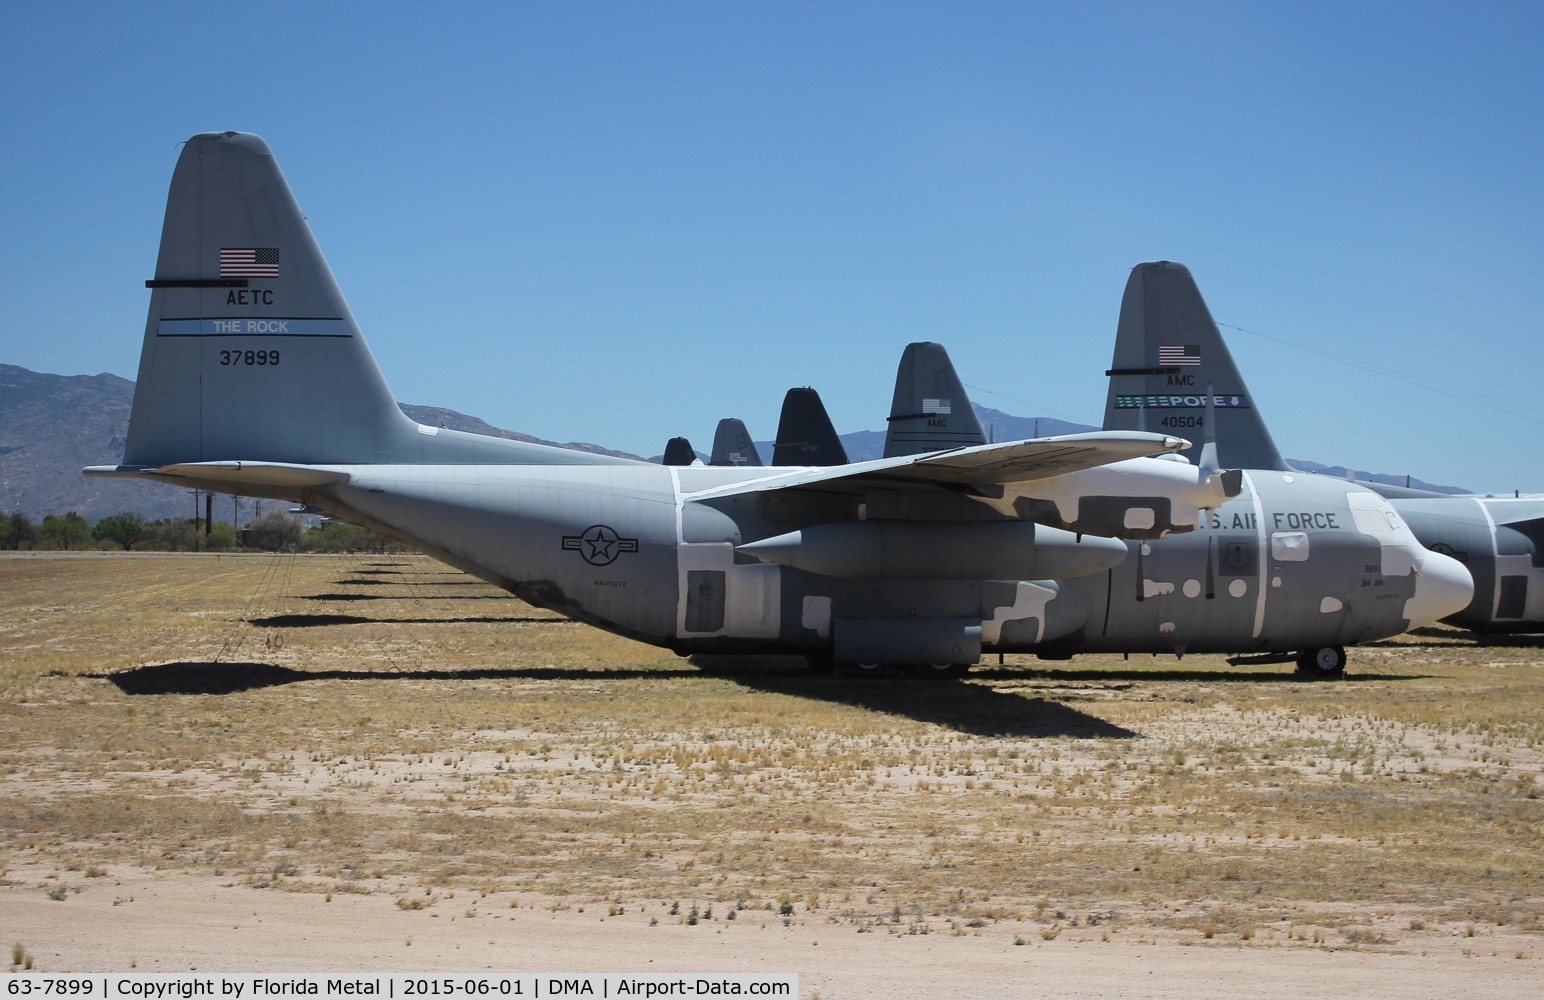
[1,552,1539,998]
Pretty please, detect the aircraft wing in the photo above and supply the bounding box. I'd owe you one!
[683,431,1191,501]
[1487,498,1544,527]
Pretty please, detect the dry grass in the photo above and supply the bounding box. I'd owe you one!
[2,552,1541,949]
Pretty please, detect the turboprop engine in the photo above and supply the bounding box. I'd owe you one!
[736,520,1129,580]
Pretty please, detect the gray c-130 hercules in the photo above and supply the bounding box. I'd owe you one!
[1104,260,1544,635]
[86,132,1471,675]
[826,339,1474,675]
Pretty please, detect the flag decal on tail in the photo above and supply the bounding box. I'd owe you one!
[1158,344,1200,366]
[220,247,280,278]
[922,398,951,414]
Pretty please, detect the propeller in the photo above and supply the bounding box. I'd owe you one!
[1199,383,1243,501]
[1199,384,1228,600]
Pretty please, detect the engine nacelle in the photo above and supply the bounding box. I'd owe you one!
[989,458,1239,540]
[735,520,1128,580]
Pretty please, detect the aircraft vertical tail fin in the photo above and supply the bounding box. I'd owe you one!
[123,131,424,468]
[771,387,848,466]
[662,437,700,466]
[1102,261,1290,471]
[883,341,987,458]
[115,131,623,474]
[710,418,763,466]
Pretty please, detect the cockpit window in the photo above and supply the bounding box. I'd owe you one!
[1348,492,1399,534]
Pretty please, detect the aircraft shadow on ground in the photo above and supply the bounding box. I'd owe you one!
[1384,627,1544,649]
[333,577,496,587]
[968,665,1434,684]
[248,613,575,628]
[94,662,701,696]
[692,658,1137,739]
[92,657,1133,737]
[301,592,512,602]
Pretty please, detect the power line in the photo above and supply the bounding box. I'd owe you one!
[1218,321,1544,426]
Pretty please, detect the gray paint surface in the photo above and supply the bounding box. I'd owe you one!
[1102,260,1542,633]
[88,135,1475,673]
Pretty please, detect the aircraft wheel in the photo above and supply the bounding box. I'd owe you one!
[915,663,968,678]
[854,662,883,672]
[1295,645,1347,678]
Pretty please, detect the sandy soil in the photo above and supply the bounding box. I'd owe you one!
[4,863,1538,998]
[3,555,1540,998]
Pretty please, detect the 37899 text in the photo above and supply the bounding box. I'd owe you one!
[219,349,280,366]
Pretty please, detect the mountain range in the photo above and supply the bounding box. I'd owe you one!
[0,363,1467,523]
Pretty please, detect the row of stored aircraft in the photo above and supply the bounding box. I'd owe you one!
[682,262,1544,650]
[89,132,1481,677]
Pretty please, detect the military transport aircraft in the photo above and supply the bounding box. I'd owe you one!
[86,132,1471,675]
[865,340,1475,676]
[1103,260,1544,634]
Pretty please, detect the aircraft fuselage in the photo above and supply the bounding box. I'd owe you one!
[309,463,1467,663]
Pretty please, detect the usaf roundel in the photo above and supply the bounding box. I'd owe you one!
[562,524,640,566]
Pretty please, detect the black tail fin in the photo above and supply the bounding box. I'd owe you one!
[884,342,986,457]
[1102,261,1290,471]
[772,388,848,466]
[662,437,700,466]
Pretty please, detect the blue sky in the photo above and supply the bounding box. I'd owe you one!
[3,1,1541,490]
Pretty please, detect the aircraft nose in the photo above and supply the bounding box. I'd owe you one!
[1404,550,1475,628]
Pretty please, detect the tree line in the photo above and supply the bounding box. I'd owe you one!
[0,509,405,554]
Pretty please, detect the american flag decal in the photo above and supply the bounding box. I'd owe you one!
[922,398,951,414]
[1158,344,1200,367]
[220,247,280,279]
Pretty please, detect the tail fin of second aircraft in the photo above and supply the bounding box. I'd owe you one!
[662,437,701,466]
[884,342,987,458]
[115,131,625,473]
[710,418,763,467]
[1102,261,1290,471]
[772,387,848,466]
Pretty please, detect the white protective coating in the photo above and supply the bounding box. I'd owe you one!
[801,596,832,638]
[980,581,1057,645]
[1347,491,1420,576]
[1270,531,1309,561]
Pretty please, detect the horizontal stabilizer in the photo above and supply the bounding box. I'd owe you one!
[84,461,349,493]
